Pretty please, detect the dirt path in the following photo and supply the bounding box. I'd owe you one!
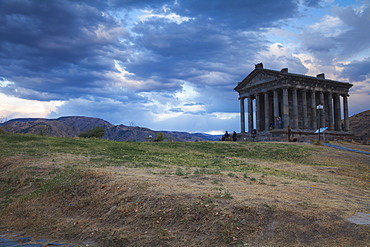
[328,142,370,153]
[323,142,370,155]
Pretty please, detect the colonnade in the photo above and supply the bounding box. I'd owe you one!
[239,87,350,133]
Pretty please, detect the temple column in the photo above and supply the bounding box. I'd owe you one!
[319,91,325,128]
[292,88,298,129]
[333,94,341,130]
[328,92,334,130]
[264,92,270,131]
[343,94,349,131]
[311,91,317,130]
[319,91,324,104]
[239,97,245,133]
[256,94,262,131]
[273,90,279,128]
[323,93,328,127]
[302,90,308,129]
[248,96,254,132]
[282,87,289,128]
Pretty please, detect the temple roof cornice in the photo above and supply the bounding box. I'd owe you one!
[234,68,353,95]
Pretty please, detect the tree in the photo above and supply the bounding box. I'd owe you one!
[79,126,105,138]
[153,132,165,142]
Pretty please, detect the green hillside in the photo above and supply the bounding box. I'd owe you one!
[0,133,369,246]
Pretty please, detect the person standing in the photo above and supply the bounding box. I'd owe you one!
[224,131,230,141]
[277,117,283,129]
[232,131,237,141]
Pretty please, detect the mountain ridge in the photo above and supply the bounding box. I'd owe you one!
[1,110,369,142]
[0,116,219,142]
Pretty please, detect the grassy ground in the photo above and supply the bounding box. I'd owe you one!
[0,133,369,246]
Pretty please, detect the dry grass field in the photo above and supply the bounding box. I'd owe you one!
[0,133,369,246]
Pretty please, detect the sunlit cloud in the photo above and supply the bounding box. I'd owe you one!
[308,15,348,37]
[138,9,193,24]
[0,93,64,120]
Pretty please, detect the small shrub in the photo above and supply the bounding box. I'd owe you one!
[211,179,220,184]
[297,200,318,209]
[258,179,266,184]
[153,132,165,142]
[282,181,292,184]
[175,168,185,176]
[263,203,277,212]
[213,187,233,199]
[194,168,221,175]
[79,126,105,138]
[312,139,322,145]
[223,190,233,199]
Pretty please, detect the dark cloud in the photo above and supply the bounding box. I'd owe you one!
[169,108,183,113]
[128,18,265,90]
[0,0,301,103]
[125,0,298,86]
[301,0,323,7]
[122,0,301,90]
[340,58,370,82]
[334,5,370,60]
[299,3,370,63]
[184,103,204,106]
[0,0,131,100]
[172,0,299,30]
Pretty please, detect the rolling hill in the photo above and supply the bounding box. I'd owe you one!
[1,109,369,142]
[0,116,219,142]
[348,109,370,142]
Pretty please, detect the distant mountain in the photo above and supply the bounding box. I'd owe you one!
[3,111,367,143]
[0,116,220,142]
[348,110,370,142]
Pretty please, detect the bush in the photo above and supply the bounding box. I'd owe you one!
[312,139,322,145]
[79,126,105,138]
[153,132,165,142]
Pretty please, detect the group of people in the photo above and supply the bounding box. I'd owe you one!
[221,131,238,141]
[220,126,294,142]
[270,117,284,130]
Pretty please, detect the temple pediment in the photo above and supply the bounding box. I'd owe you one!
[235,70,281,91]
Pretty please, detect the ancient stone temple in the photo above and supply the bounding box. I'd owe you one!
[234,63,353,141]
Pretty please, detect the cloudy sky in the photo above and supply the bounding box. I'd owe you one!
[0,0,369,134]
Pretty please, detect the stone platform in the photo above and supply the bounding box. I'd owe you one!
[236,129,353,142]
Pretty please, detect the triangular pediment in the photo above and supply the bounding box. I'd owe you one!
[235,70,282,91]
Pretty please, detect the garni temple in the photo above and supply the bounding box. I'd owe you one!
[234,63,353,141]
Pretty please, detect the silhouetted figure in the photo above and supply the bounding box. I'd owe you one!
[222,131,230,141]
[287,125,292,142]
[232,131,237,141]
